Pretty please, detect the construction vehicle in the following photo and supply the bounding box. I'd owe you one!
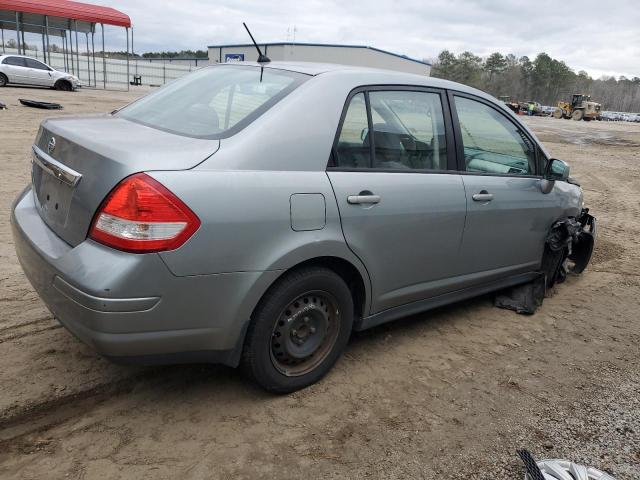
[499,95,521,114]
[553,94,602,121]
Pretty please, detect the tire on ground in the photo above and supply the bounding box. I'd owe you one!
[572,109,584,121]
[242,266,354,393]
[0,73,7,87]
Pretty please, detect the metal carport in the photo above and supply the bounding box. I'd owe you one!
[0,0,132,89]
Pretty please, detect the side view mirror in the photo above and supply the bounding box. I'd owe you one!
[545,158,570,182]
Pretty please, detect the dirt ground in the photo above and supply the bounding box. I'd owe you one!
[0,86,638,479]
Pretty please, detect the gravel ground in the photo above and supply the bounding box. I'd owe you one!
[0,87,638,479]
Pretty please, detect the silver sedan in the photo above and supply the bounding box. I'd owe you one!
[11,62,595,392]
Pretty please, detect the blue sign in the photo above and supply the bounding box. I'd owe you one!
[225,53,245,62]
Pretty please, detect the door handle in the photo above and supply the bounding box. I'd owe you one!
[347,194,381,205]
[472,190,494,202]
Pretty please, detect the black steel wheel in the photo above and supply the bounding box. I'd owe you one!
[242,267,354,393]
[270,290,341,377]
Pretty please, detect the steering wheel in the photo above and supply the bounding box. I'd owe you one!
[398,134,416,151]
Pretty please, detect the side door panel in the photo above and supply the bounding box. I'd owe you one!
[328,171,467,312]
[25,59,54,86]
[327,87,468,315]
[450,91,562,282]
[458,175,562,279]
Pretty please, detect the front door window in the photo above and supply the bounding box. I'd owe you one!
[454,96,536,176]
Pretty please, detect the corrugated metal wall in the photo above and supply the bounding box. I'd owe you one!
[208,44,431,76]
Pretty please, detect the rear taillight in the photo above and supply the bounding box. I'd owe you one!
[89,173,200,253]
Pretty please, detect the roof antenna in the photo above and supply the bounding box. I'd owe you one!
[243,22,270,63]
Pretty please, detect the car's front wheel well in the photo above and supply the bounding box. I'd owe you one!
[54,79,72,91]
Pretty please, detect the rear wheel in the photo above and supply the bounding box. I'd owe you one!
[552,108,563,119]
[54,80,72,91]
[572,109,584,121]
[242,267,354,393]
[0,73,7,87]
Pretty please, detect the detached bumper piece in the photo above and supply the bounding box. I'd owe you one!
[496,209,596,315]
[19,99,63,110]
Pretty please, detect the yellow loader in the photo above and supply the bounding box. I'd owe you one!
[553,94,602,121]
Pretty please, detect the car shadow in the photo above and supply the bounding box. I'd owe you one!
[98,292,497,399]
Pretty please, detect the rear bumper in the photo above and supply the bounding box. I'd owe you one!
[10,186,279,366]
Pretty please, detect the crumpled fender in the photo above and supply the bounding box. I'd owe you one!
[569,209,597,274]
[496,209,597,315]
[544,208,597,285]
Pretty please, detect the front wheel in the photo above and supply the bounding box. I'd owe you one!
[0,73,7,87]
[242,267,354,393]
[54,80,72,91]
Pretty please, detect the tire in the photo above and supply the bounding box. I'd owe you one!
[54,80,72,92]
[552,108,563,119]
[572,109,584,121]
[242,267,354,393]
[0,73,7,87]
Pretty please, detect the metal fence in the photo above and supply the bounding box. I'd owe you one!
[0,46,198,89]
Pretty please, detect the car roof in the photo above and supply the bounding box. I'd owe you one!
[0,54,44,61]
[216,62,551,158]
[213,61,494,100]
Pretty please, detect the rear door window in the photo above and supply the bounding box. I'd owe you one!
[3,56,26,67]
[334,93,371,168]
[332,89,449,170]
[369,91,448,170]
[453,96,536,175]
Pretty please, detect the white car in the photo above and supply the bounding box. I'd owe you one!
[0,55,80,91]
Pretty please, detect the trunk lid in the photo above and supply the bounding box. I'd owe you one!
[32,114,219,246]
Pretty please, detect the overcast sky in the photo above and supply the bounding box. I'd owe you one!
[96,0,639,79]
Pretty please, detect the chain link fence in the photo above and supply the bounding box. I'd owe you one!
[1,46,199,89]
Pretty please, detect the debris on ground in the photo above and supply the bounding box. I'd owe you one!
[495,273,546,315]
[18,99,63,110]
[518,448,618,480]
[0,101,6,110]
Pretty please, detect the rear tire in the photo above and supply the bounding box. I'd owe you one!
[242,267,354,393]
[54,80,72,91]
[552,108,563,119]
[0,73,7,87]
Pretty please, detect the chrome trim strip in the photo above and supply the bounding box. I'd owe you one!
[32,145,82,187]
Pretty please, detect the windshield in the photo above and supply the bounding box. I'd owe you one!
[117,65,308,139]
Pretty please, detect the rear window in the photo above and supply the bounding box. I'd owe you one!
[3,56,26,66]
[117,65,308,139]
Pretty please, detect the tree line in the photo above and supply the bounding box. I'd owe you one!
[2,40,208,60]
[430,50,640,113]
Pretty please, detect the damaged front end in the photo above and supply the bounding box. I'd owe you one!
[544,208,597,284]
[495,209,597,315]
